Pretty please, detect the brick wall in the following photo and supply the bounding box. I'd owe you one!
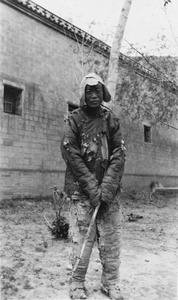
[121,117,178,188]
[0,2,77,199]
[0,2,108,199]
[0,1,178,200]
[115,62,178,189]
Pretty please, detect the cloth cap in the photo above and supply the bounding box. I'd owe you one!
[80,73,111,107]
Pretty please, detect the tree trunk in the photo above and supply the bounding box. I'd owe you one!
[107,0,133,109]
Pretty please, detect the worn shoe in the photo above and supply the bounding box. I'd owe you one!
[101,284,124,300]
[69,281,87,299]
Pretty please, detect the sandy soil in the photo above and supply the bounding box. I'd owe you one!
[0,192,177,300]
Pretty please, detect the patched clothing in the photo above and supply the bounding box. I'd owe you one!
[61,105,126,288]
[61,106,125,204]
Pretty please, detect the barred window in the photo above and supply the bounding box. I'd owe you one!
[3,85,22,116]
[144,125,151,143]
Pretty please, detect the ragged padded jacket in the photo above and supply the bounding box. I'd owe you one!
[60,106,125,205]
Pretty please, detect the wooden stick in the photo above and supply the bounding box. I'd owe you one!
[73,203,100,273]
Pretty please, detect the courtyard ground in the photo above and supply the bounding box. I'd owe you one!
[0,190,177,300]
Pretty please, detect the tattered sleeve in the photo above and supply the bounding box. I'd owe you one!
[60,114,100,201]
[101,113,126,205]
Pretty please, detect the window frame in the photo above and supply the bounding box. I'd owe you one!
[144,124,152,143]
[68,102,79,112]
[2,80,25,117]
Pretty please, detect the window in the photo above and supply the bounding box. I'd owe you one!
[68,102,79,112]
[144,125,151,143]
[3,84,23,116]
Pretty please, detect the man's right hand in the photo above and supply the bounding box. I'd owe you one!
[90,188,101,208]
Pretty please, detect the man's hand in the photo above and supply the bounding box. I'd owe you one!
[90,188,101,208]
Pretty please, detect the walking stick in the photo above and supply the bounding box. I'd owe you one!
[73,203,100,273]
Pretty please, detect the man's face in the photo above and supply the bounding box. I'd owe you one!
[85,83,103,108]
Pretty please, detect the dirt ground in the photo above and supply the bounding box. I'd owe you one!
[0,191,177,300]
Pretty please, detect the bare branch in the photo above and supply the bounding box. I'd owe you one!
[164,0,171,7]
[125,40,177,85]
[143,108,178,130]
[162,8,178,49]
[43,213,53,230]
[57,83,79,101]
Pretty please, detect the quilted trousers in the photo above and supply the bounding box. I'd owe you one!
[69,193,123,288]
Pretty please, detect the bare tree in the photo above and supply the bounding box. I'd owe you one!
[106,0,177,128]
[116,56,178,128]
[107,0,133,107]
[116,36,178,128]
[58,24,108,105]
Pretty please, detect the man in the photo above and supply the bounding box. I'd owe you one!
[61,73,126,300]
